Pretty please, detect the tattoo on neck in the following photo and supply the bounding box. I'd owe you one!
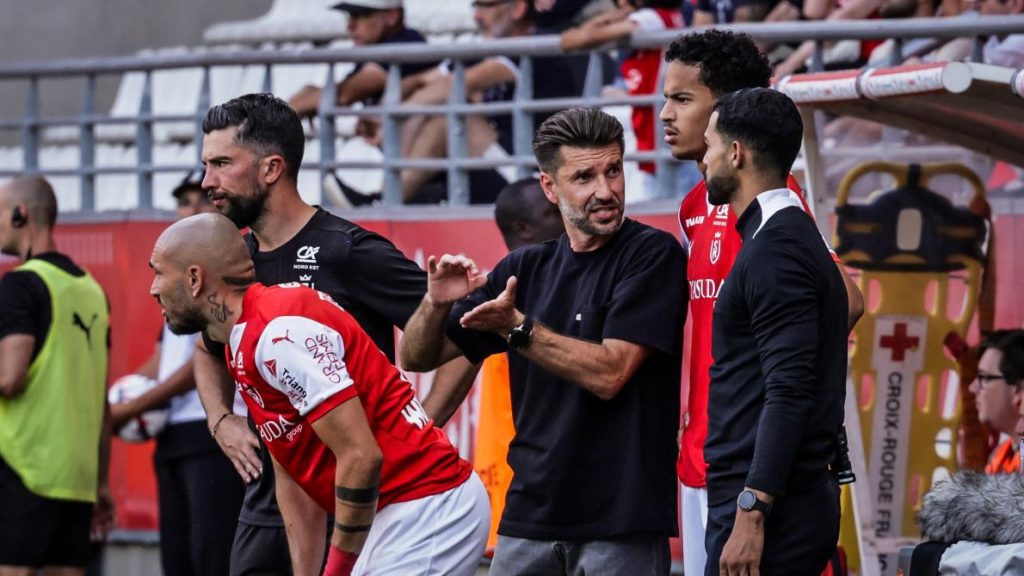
[207,294,231,323]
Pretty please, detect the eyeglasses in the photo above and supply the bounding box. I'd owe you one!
[976,372,1008,385]
[471,0,515,8]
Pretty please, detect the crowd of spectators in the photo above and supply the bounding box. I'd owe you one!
[278,0,1021,206]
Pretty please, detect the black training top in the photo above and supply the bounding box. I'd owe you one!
[705,189,848,506]
[206,208,426,526]
[446,219,688,540]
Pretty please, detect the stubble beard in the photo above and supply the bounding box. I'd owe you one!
[558,194,623,238]
[706,172,738,206]
[218,177,269,230]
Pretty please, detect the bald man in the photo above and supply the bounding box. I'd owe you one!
[150,213,488,576]
[0,176,113,575]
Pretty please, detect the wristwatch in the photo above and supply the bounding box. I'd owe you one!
[737,490,772,516]
[507,316,534,350]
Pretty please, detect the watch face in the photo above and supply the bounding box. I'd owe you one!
[738,491,755,510]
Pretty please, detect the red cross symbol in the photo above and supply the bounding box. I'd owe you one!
[880,323,920,362]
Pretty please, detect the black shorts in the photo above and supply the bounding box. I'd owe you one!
[230,522,293,576]
[0,456,92,568]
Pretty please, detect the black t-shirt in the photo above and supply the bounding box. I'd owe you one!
[705,193,848,506]
[0,252,91,359]
[209,208,427,526]
[347,27,439,105]
[445,219,687,539]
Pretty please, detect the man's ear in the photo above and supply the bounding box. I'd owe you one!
[538,172,560,206]
[261,155,286,185]
[729,140,744,170]
[187,265,204,298]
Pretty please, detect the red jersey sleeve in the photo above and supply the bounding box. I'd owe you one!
[254,315,359,423]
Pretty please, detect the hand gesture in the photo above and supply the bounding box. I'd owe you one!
[460,276,522,336]
[427,254,487,306]
[213,414,264,484]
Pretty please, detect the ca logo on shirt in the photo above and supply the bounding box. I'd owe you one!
[296,246,320,264]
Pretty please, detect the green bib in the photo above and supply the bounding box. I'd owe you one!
[0,258,108,502]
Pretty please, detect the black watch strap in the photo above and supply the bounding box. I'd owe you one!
[737,490,772,516]
[507,316,534,350]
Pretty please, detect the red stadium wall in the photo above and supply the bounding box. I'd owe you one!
[1,209,1020,538]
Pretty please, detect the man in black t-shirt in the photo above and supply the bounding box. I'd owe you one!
[400,107,687,575]
[194,93,474,575]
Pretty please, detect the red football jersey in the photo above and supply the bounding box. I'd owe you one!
[677,176,832,487]
[226,283,471,512]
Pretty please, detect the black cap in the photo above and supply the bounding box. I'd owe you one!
[171,167,206,199]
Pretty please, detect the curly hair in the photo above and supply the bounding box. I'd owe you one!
[664,29,772,97]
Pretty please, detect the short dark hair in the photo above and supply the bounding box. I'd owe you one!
[664,29,771,98]
[532,107,624,175]
[980,329,1024,387]
[202,93,305,182]
[713,88,803,181]
[495,178,538,238]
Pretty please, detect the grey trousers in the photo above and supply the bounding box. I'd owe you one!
[489,532,670,576]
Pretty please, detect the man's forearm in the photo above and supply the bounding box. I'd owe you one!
[518,321,647,401]
[193,342,235,424]
[400,296,454,372]
[274,459,329,575]
[422,357,481,427]
[98,396,113,487]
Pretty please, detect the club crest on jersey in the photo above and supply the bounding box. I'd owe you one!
[299,274,315,288]
[710,231,722,265]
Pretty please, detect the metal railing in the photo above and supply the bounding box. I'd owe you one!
[0,15,1021,211]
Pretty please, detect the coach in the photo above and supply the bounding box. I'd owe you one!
[400,107,687,575]
[701,88,848,576]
